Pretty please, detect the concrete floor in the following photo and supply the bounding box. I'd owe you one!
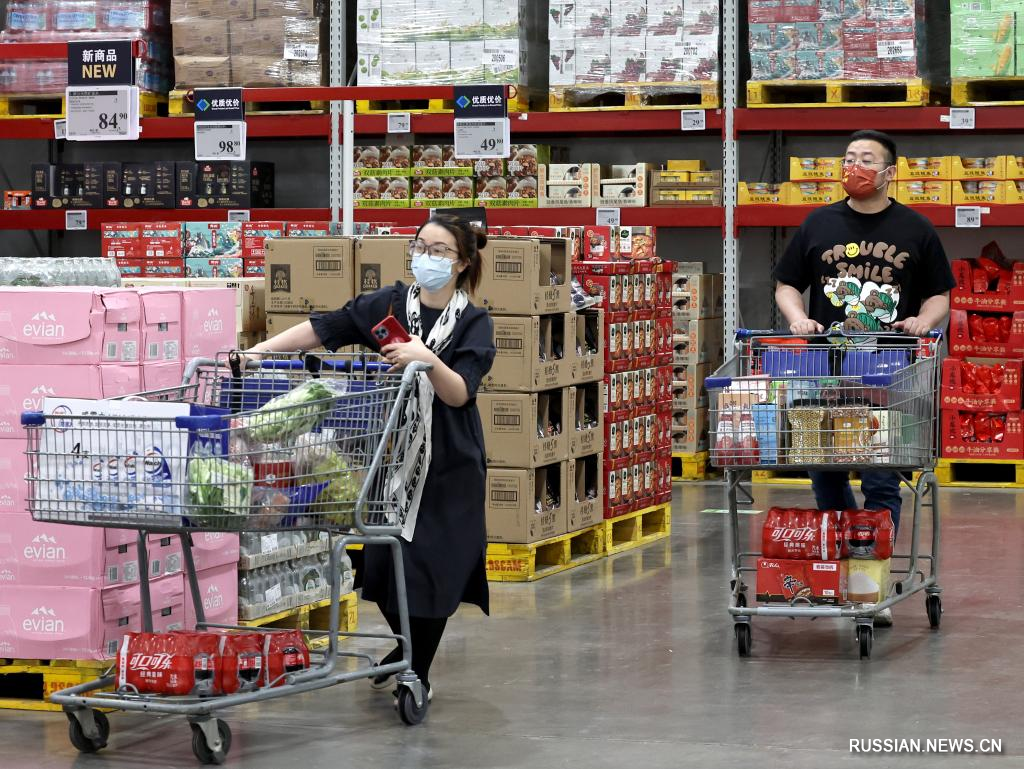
[2,482,1022,768]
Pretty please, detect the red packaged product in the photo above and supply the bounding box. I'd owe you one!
[263,629,311,688]
[217,632,265,693]
[839,509,895,560]
[117,631,221,696]
[761,507,841,560]
[756,558,846,605]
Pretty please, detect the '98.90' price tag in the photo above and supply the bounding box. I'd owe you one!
[194,121,247,161]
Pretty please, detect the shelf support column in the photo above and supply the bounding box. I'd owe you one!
[329,0,353,232]
[722,0,740,341]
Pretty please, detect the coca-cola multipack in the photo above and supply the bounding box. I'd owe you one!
[840,508,895,560]
[761,507,842,561]
[117,629,310,696]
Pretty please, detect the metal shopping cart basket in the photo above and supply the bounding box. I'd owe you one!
[20,352,430,764]
[705,330,943,660]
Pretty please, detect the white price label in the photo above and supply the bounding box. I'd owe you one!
[65,85,139,141]
[949,107,976,130]
[284,42,319,61]
[194,121,246,161]
[227,209,250,222]
[484,49,513,68]
[387,112,411,133]
[877,39,914,59]
[681,110,706,131]
[453,118,510,159]
[260,533,279,554]
[65,210,87,230]
[596,207,621,227]
[53,119,66,139]
[265,583,282,603]
[955,206,982,228]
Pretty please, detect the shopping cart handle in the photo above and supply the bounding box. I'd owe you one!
[704,376,732,389]
[735,328,780,339]
[20,411,45,426]
[174,414,231,431]
[860,374,894,387]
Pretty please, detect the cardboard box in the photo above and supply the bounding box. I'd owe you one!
[672,273,723,320]
[952,155,1009,180]
[174,55,233,87]
[175,161,275,209]
[569,382,604,459]
[568,309,604,384]
[479,389,570,468]
[485,462,568,544]
[672,317,725,366]
[941,408,1024,460]
[172,19,230,56]
[265,238,355,313]
[756,558,847,605]
[138,288,182,365]
[897,156,952,180]
[784,181,844,206]
[539,163,594,208]
[651,188,722,206]
[475,175,539,207]
[738,182,784,205]
[171,0,256,23]
[953,179,1006,205]
[482,314,571,392]
[353,176,411,207]
[941,358,1022,413]
[474,238,570,316]
[184,562,239,629]
[896,180,952,206]
[180,287,237,361]
[0,438,28,514]
[355,237,414,293]
[568,454,603,532]
[846,558,891,603]
[671,407,709,454]
[594,163,648,207]
[187,277,265,333]
[671,361,714,412]
[949,309,1024,358]
[789,157,843,181]
[951,258,1024,312]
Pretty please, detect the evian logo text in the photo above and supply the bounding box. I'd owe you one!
[0,569,14,582]
[24,533,66,561]
[23,606,64,633]
[23,384,57,411]
[129,652,174,671]
[0,345,12,360]
[0,494,13,508]
[22,311,64,340]
[203,307,224,334]
[203,584,224,611]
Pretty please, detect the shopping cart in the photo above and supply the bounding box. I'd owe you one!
[20,352,430,764]
[705,330,943,659]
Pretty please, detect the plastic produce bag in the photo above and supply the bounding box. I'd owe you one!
[240,380,344,444]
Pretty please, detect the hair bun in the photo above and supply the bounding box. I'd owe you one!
[474,227,488,250]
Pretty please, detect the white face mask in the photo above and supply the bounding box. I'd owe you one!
[411,252,454,291]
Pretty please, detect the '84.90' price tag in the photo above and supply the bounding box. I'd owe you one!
[194,121,247,161]
[453,118,510,159]
[65,85,139,141]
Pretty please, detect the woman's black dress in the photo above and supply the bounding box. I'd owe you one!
[310,283,495,618]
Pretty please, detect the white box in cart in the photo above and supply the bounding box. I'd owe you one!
[0,364,141,440]
[38,397,191,527]
[180,288,238,361]
[0,573,184,660]
[138,289,182,365]
[0,288,142,366]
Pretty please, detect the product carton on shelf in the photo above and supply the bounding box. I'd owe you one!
[476,175,540,208]
[485,461,569,544]
[568,309,604,384]
[411,176,475,208]
[184,562,239,630]
[473,238,570,316]
[953,180,1007,205]
[594,163,649,208]
[481,314,572,392]
[568,454,603,532]
[0,439,29,515]
[479,389,570,469]
[951,258,1024,312]
[539,163,595,208]
[789,157,844,181]
[175,161,275,209]
[650,188,723,206]
[354,237,414,294]
[264,238,355,313]
[672,361,714,412]
[784,181,844,206]
[941,357,1023,412]
[672,273,724,320]
[941,409,1024,460]
[738,182,784,205]
[897,156,953,181]
[671,407,710,454]
[948,309,1024,359]
[569,382,604,459]
[951,155,1009,180]
[895,181,952,206]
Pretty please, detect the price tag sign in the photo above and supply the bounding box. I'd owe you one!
[596,207,621,227]
[65,85,139,141]
[453,118,510,159]
[949,107,976,130]
[955,206,982,228]
[194,121,247,161]
[387,112,411,133]
[65,210,87,230]
[53,119,66,139]
[681,109,706,131]
[877,39,914,59]
[227,210,251,222]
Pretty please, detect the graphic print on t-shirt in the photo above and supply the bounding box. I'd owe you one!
[820,240,906,334]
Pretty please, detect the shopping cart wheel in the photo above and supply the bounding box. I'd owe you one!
[857,625,873,659]
[397,685,429,726]
[926,595,942,629]
[735,623,752,657]
[191,719,231,765]
[67,709,109,754]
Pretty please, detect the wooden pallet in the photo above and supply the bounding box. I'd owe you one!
[486,523,605,582]
[549,81,719,111]
[746,78,928,108]
[169,89,327,117]
[935,457,1024,488]
[0,660,112,712]
[356,84,535,114]
[240,590,359,649]
[672,451,710,481]
[952,77,1024,107]
[0,90,165,119]
[603,503,672,556]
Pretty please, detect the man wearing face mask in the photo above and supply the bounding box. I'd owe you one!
[773,130,955,626]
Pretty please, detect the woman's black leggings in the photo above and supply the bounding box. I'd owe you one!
[379,608,448,689]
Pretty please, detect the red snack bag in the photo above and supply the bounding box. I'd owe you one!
[998,315,1012,342]
[969,313,985,340]
[992,414,1006,443]
[982,316,1001,342]
[960,413,976,441]
[975,414,994,442]
[762,507,841,560]
[840,509,895,560]
[117,631,221,696]
[217,632,265,693]
[263,630,310,688]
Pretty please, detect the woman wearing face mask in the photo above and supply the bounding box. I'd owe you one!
[244,214,495,703]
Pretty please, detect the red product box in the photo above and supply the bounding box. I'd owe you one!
[941,358,1022,412]
[656,365,672,403]
[117,257,145,276]
[756,558,847,605]
[631,412,648,453]
[604,408,634,460]
[624,369,643,407]
[941,409,1024,460]
[244,258,265,277]
[581,268,631,312]
[241,221,285,260]
[604,371,629,412]
[286,221,332,237]
[781,0,819,22]
[372,225,418,235]
[617,228,656,260]
[144,257,184,277]
[951,259,1024,313]
[603,455,630,512]
[656,265,672,310]
[582,226,615,260]
[140,237,182,260]
[102,223,140,259]
[748,0,784,23]
[657,404,673,449]
[949,309,1024,359]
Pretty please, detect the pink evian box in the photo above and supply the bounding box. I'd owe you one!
[0,514,141,586]
[180,288,237,361]
[148,530,238,576]
[0,438,28,515]
[184,563,239,630]
[140,361,184,392]
[138,288,182,364]
[0,573,184,660]
[0,364,140,439]
[0,288,142,366]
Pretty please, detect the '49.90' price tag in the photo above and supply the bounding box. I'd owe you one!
[453,118,510,159]
[194,121,247,161]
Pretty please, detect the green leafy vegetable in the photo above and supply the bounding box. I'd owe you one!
[241,380,338,444]
[187,455,254,528]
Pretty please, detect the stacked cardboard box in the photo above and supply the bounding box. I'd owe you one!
[172,0,324,88]
[651,159,723,207]
[950,3,1022,77]
[670,262,723,457]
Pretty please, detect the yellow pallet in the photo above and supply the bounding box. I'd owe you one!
[356,84,534,114]
[936,457,1024,488]
[0,662,113,712]
[746,78,928,108]
[952,77,1024,106]
[672,451,710,481]
[486,523,605,582]
[0,90,164,119]
[549,81,719,111]
[240,591,359,639]
[603,503,672,557]
[169,89,327,117]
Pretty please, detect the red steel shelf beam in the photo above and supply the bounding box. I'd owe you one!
[0,40,147,59]
[733,106,1024,133]
[737,204,1024,228]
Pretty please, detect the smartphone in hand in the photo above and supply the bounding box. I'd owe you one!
[371,316,412,348]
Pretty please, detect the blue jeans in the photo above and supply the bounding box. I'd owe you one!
[808,471,903,533]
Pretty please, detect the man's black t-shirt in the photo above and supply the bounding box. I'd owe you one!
[774,199,955,334]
